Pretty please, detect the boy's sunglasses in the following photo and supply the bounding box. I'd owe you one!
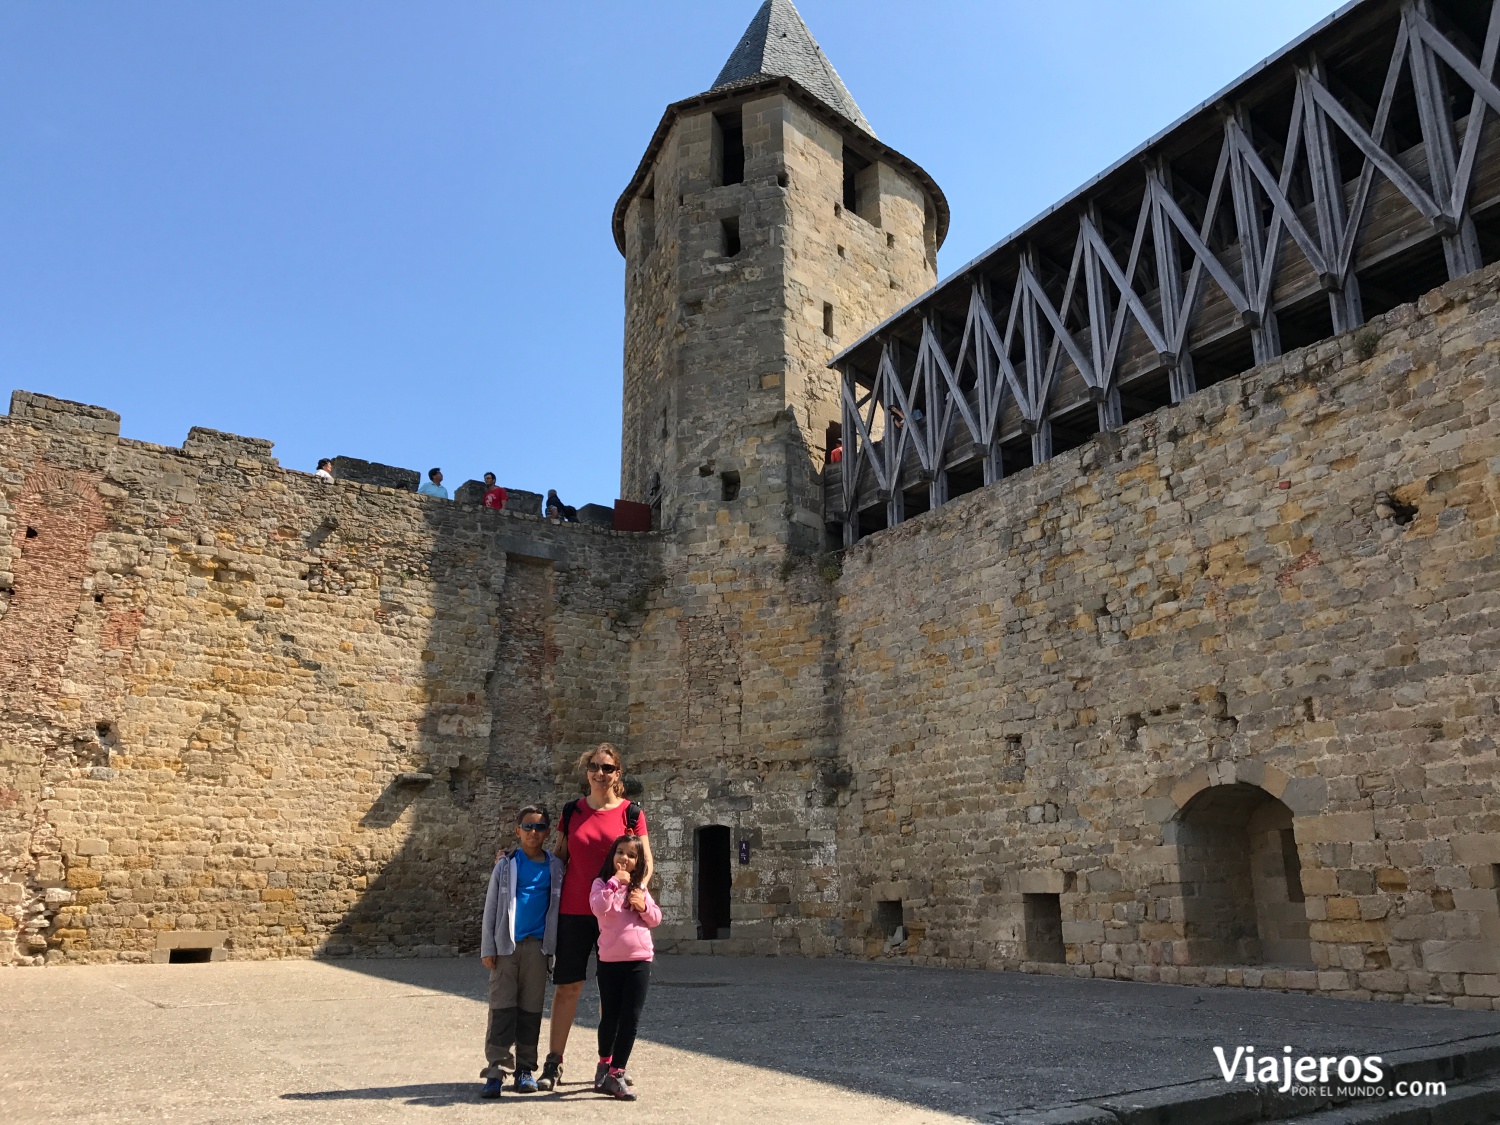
[587,763,619,774]
[519,822,549,832]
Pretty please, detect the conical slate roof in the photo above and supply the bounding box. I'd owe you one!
[711,0,874,136]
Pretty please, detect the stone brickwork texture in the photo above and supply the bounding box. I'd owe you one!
[0,405,657,963]
[834,267,1500,1007]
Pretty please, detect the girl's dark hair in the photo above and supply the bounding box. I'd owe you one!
[596,834,644,888]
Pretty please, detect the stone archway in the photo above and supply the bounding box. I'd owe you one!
[1172,783,1312,967]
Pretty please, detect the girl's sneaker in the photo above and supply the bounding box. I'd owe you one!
[595,1062,634,1089]
[536,1053,563,1091]
[599,1072,636,1101]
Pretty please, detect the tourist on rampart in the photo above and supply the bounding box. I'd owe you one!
[536,743,653,1092]
[588,834,661,1101]
[482,472,507,510]
[419,467,449,499]
[545,489,578,522]
[315,458,335,481]
[828,438,843,464]
[479,805,563,1098]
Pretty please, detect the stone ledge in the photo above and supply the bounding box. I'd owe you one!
[7,390,121,437]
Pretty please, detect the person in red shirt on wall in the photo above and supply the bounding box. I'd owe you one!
[482,472,507,510]
[535,743,653,1092]
[828,439,843,464]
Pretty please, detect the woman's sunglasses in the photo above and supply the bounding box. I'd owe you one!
[587,763,619,775]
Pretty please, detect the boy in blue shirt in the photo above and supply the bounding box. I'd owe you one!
[479,806,563,1097]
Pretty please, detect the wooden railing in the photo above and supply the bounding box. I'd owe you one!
[832,0,1500,538]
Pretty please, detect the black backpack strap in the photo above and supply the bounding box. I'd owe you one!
[625,802,641,835]
[561,798,579,837]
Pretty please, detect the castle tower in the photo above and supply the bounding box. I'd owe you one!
[614,0,947,550]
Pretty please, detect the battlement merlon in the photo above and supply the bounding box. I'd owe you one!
[8,391,121,438]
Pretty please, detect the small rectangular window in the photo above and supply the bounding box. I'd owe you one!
[721,217,741,258]
[822,302,834,338]
[715,110,744,186]
[873,899,903,938]
[843,146,870,213]
[842,145,880,225]
[720,470,740,501]
[638,189,655,255]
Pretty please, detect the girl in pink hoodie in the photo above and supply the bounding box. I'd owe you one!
[588,834,661,1100]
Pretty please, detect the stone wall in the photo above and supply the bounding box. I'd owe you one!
[0,395,657,964]
[833,265,1500,1007]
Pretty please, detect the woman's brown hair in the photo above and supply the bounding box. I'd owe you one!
[596,834,645,889]
[576,742,625,799]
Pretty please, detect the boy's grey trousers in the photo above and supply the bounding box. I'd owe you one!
[485,937,548,1076]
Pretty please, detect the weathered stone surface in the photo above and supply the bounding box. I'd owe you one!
[831,263,1500,1003]
[0,405,659,964]
[329,456,419,492]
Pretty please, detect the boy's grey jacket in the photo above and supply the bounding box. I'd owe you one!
[481,849,564,958]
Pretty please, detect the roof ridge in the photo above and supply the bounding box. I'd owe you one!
[710,0,874,136]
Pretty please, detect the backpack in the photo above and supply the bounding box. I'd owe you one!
[561,797,641,838]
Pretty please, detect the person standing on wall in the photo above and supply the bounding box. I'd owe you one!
[482,472,507,510]
[535,743,652,1092]
[419,467,449,499]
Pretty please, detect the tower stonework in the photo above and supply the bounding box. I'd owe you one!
[616,0,943,549]
[613,0,945,954]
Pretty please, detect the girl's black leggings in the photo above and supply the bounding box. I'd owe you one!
[595,959,651,1070]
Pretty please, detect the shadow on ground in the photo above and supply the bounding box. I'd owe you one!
[314,954,1500,1118]
[283,1082,476,1107]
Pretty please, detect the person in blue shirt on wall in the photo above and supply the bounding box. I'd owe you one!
[418,467,449,499]
[479,805,564,1097]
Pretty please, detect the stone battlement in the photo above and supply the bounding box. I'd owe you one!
[2,389,633,539]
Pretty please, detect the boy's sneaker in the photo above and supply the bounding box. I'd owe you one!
[480,1074,505,1099]
[536,1053,563,1091]
[514,1070,538,1094]
[598,1072,636,1101]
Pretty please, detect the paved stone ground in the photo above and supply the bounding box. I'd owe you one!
[5,955,1500,1124]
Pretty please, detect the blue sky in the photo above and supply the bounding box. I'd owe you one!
[0,1,1343,504]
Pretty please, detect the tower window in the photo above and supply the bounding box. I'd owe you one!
[720,471,741,501]
[715,110,744,186]
[638,182,656,255]
[823,302,835,338]
[842,145,880,225]
[721,217,741,258]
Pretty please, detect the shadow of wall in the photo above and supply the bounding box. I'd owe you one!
[0,393,659,964]
[324,506,659,959]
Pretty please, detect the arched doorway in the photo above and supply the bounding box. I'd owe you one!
[1174,783,1311,966]
[694,825,732,940]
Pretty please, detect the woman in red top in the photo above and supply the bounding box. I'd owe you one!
[536,742,653,1091]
